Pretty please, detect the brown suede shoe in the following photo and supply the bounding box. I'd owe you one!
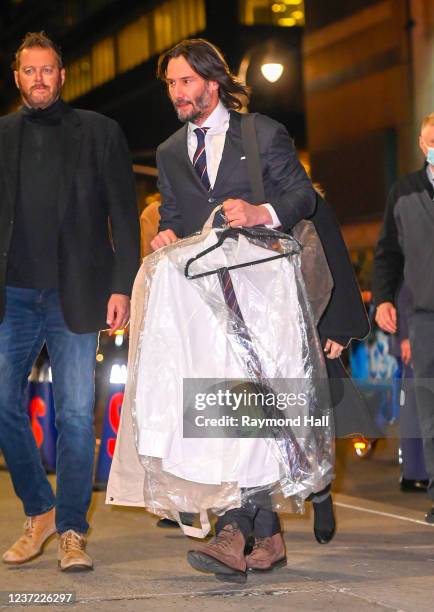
[58,530,93,572]
[245,533,287,572]
[187,523,247,583]
[2,507,56,565]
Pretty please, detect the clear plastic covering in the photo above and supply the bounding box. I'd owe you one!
[110,224,335,537]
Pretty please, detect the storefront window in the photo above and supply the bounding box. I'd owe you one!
[91,37,115,88]
[63,0,206,101]
[117,16,151,72]
[63,56,92,100]
[152,0,206,55]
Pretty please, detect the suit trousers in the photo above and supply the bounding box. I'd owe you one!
[408,311,434,500]
[215,490,281,540]
[215,483,332,540]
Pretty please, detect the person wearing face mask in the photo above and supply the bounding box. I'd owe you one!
[373,112,434,523]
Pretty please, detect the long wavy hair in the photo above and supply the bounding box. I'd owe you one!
[157,38,249,110]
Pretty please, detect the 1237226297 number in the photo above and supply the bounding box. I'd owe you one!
[2,592,75,605]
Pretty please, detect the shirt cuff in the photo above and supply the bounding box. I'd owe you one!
[261,204,281,229]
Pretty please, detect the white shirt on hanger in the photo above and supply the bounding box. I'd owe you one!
[134,230,320,488]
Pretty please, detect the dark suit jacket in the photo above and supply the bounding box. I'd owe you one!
[0,103,140,333]
[312,194,369,346]
[156,110,316,235]
[307,194,374,437]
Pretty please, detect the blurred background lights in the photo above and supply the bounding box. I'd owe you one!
[291,10,304,19]
[261,62,284,83]
[110,364,127,384]
[278,17,296,26]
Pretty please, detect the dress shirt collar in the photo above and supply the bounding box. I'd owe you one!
[188,101,230,135]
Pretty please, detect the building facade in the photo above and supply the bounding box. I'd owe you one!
[303,0,434,261]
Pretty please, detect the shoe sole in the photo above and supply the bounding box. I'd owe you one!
[247,557,287,573]
[58,561,93,572]
[2,531,57,565]
[187,551,246,583]
[214,572,247,584]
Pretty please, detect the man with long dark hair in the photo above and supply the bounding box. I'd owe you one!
[147,38,348,582]
[151,38,316,249]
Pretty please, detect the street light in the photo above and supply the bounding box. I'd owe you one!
[261,62,284,83]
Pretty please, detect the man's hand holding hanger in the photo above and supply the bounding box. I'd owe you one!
[150,199,273,252]
[150,228,179,251]
[222,198,272,227]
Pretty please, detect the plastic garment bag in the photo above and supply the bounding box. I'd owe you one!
[115,226,334,537]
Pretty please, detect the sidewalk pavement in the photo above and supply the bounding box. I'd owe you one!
[1,469,434,612]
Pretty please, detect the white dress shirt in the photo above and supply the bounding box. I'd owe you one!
[188,101,280,227]
[134,230,331,489]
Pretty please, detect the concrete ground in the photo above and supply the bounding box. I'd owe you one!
[0,438,433,612]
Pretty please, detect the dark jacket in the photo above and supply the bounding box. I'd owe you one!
[310,195,370,346]
[373,165,434,311]
[157,110,316,235]
[307,194,374,437]
[0,103,140,333]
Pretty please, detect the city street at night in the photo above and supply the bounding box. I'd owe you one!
[1,2,434,611]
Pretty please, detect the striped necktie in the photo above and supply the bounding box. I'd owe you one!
[193,127,211,191]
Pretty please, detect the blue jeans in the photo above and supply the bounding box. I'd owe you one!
[0,287,98,534]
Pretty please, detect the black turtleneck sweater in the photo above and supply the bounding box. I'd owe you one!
[6,98,66,288]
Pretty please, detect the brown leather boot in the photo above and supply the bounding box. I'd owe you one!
[187,523,247,583]
[58,530,93,572]
[2,507,56,565]
[245,533,287,571]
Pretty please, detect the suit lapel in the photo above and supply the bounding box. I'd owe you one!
[0,112,22,215]
[212,111,243,194]
[57,106,83,223]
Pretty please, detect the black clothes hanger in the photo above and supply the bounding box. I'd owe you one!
[184,227,299,280]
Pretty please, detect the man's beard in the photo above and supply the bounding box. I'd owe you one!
[174,87,212,123]
[19,80,62,110]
